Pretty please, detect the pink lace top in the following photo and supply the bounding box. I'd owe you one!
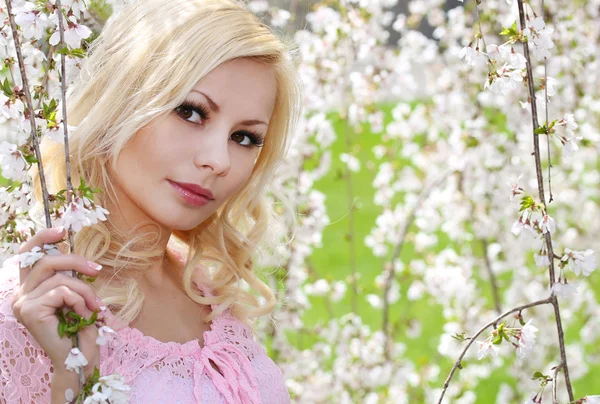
[0,254,290,403]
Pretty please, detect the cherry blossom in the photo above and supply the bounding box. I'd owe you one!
[561,248,596,277]
[0,141,27,181]
[477,338,499,360]
[95,326,117,346]
[516,320,538,362]
[458,44,487,67]
[83,373,130,404]
[65,347,88,374]
[49,16,92,49]
[551,281,578,299]
[13,2,49,40]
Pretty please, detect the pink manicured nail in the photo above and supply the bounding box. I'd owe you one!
[87,261,103,271]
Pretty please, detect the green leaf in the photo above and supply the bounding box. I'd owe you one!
[532,371,545,379]
[70,48,87,58]
[452,331,468,342]
[500,21,518,37]
[1,78,13,97]
[23,154,39,164]
[56,46,70,55]
[492,333,503,345]
[57,321,66,338]
[519,195,534,211]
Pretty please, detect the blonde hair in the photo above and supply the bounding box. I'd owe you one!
[30,0,302,329]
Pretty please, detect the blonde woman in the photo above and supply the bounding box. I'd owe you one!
[0,0,302,402]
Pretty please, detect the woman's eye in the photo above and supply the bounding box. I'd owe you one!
[231,132,252,146]
[230,131,264,148]
[176,106,202,124]
[174,102,210,124]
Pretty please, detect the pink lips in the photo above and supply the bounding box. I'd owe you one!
[168,180,214,207]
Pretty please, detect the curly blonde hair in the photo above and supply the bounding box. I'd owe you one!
[30,0,302,330]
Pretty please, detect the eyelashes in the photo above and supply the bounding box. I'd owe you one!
[174,101,265,149]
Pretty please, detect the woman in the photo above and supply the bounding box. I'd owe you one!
[0,0,302,402]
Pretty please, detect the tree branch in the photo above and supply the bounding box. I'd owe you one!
[437,297,552,404]
[5,0,52,228]
[481,238,502,314]
[516,0,574,399]
[552,363,563,404]
[382,169,455,359]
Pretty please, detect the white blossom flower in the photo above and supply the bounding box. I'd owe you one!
[248,0,269,14]
[96,325,117,346]
[55,0,87,19]
[583,396,600,404]
[54,196,109,233]
[270,9,291,27]
[523,17,554,60]
[83,373,130,404]
[477,338,499,360]
[459,44,487,67]
[304,279,330,296]
[366,294,382,309]
[18,246,45,268]
[511,219,524,236]
[524,393,538,404]
[534,251,550,267]
[551,282,578,299]
[340,153,361,172]
[561,248,596,276]
[65,347,88,374]
[49,16,92,49]
[509,174,524,201]
[330,281,347,302]
[541,213,556,234]
[545,76,558,97]
[14,2,49,40]
[561,113,578,136]
[516,320,538,362]
[0,141,27,181]
[485,64,523,95]
[508,49,526,70]
[0,96,25,120]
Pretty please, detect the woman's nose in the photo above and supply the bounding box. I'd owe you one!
[193,131,231,176]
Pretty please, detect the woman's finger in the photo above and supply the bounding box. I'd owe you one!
[26,272,100,312]
[20,254,103,295]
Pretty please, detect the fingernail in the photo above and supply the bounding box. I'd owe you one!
[87,260,103,271]
[54,226,65,234]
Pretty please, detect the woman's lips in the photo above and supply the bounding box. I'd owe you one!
[168,180,213,207]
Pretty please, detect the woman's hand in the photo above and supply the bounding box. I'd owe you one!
[10,227,103,375]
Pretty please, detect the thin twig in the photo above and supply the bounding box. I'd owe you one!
[516,0,574,399]
[541,0,553,203]
[382,169,455,359]
[341,117,358,314]
[5,0,52,228]
[54,0,85,387]
[481,238,502,314]
[552,363,563,404]
[437,297,553,404]
[54,0,76,254]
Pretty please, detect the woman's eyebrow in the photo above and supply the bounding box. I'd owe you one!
[193,90,220,113]
[191,89,268,126]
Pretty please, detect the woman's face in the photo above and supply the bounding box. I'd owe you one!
[110,58,276,232]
